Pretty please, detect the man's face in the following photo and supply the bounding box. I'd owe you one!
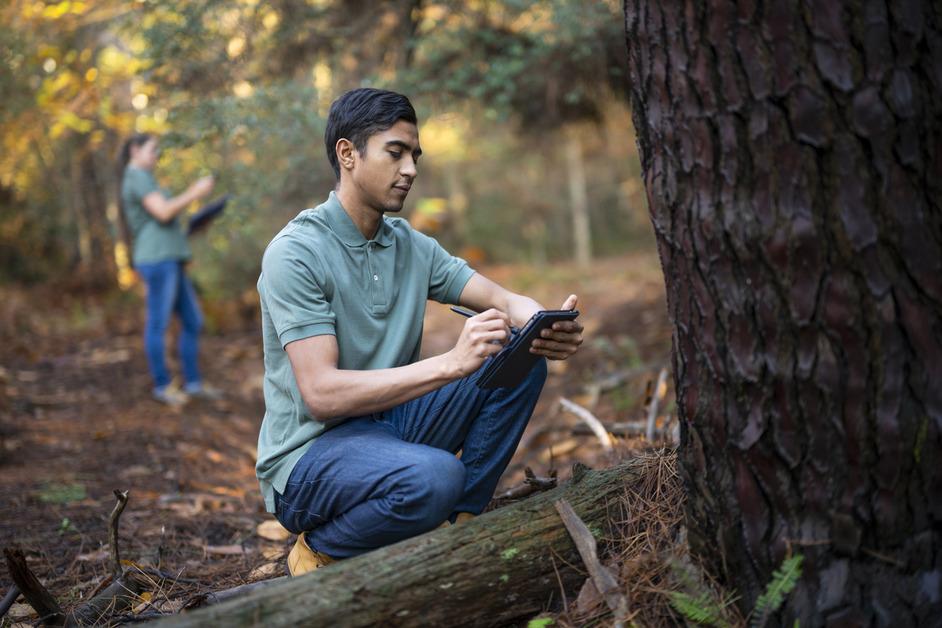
[349,120,421,214]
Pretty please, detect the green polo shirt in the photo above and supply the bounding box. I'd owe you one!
[121,166,191,266]
[255,191,475,513]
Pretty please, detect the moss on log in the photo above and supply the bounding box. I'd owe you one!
[161,459,646,627]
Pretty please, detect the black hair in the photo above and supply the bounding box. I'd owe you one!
[324,88,417,179]
[115,133,153,252]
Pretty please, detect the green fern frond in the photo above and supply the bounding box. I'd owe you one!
[751,554,804,627]
[669,590,731,628]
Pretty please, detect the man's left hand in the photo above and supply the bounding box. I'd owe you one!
[529,294,584,360]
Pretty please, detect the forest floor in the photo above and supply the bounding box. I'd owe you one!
[0,250,683,626]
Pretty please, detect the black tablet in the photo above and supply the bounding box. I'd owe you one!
[477,309,579,389]
[187,194,229,235]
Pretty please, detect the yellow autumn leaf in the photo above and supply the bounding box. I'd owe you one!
[59,110,93,133]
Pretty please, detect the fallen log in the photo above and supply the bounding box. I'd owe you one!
[159,458,648,627]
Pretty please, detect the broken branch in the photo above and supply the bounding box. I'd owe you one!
[67,490,144,626]
[645,368,669,442]
[554,499,630,628]
[109,490,129,580]
[1,583,20,619]
[2,547,64,626]
[573,421,647,438]
[495,467,558,500]
[559,397,613,451]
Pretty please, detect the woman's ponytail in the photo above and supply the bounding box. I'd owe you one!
[115,133,151,254]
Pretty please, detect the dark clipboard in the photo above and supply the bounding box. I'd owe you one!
[187,194,229,235]
[477,309,579,389]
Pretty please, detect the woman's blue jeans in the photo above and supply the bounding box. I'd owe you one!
[275,358,547,559]
[136,260,203,390]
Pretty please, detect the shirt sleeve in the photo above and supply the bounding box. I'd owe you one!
[259,236,336,348]
[415,230,475,304]
[126,168,159,202]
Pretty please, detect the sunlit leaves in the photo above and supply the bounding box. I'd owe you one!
[401,0,627,129]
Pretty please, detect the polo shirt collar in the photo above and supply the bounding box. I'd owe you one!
[324,191,394,248]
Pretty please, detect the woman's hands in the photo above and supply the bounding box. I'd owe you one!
[188,175,215,200]
[143,175,216,223]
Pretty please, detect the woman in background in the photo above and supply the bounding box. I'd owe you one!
[118,133,219,405]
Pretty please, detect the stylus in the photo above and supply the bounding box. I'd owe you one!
[450,306,519,334]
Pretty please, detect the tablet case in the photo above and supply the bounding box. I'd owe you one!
[477,309,579,389]
[187,194,230,235]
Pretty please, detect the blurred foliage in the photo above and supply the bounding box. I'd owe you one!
[38,481,86,505]
[0,0,647,304]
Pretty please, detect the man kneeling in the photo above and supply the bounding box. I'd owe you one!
[255,88,584,575]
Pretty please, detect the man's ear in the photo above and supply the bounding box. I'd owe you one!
[336,138,356,172]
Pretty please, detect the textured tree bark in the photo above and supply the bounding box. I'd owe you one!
[624,1,942,625]
[158,460,642,627]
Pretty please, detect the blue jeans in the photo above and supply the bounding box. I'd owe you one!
[275,358,547,558]
[136,260,203,390]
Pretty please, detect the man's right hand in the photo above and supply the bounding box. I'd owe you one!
[446,308,511,377]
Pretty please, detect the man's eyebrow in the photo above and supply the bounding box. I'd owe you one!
[385,140,422,156]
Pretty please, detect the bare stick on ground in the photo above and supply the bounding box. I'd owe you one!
[67,490,145,626]
[109,490,129,579]
[554,499,631,628]
[184,577,289,609]
[1,583,21,619]
[559,397,613,451]
[4,491,146,626]
[644,368,669,442]
[2,548,65,626]
[573,421,646,438]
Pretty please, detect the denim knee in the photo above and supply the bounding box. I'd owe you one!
[527,357,548,388]
[181,310,203,334]
[400,451,465,528]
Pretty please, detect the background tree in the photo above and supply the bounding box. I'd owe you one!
[1,1,644,299]
[624,0,941,624]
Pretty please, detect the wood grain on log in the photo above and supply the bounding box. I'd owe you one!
[159,459,645,627]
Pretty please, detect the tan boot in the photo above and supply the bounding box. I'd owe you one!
[438,512,475,529]
[287,533,334,576]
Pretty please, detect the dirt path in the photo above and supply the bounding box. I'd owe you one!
[0,251,672,620]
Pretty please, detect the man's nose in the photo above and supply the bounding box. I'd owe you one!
[400,156,417,178]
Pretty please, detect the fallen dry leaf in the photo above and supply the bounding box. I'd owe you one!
[574,577,603,615]
[262,545,287,560]
[75,549,109,562]
[256,519,291,541]
[204,544,249,556]
[131,591,153,614]
[248,562,281,580]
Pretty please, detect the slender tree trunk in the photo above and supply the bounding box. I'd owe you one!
[624,1,942,625]
[565,131,592,268]
[80,150,117,284]
[70,150,93,273]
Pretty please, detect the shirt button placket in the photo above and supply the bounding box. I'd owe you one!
[367,242,386,310]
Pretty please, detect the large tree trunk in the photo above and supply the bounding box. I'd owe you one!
[624,1,941,625]
[160,459,649,627]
